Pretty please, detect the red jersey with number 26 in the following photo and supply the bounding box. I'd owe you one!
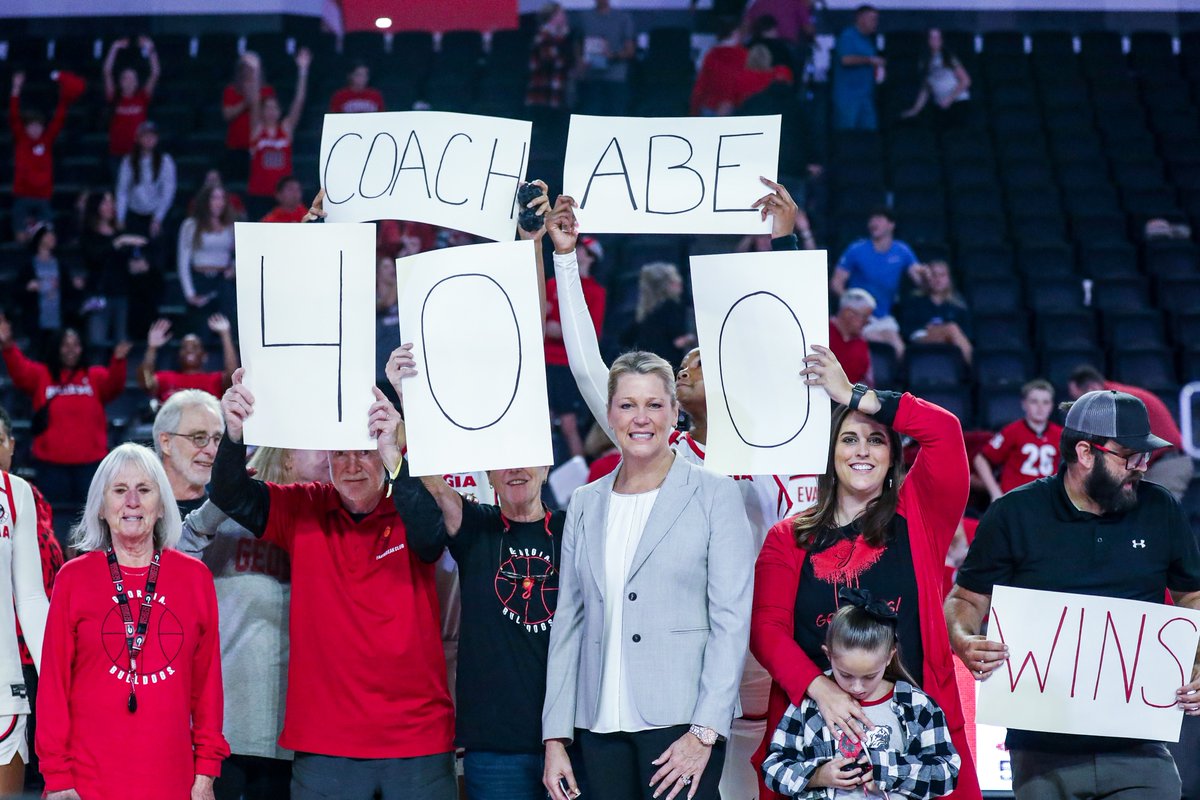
[980,420,1063,493]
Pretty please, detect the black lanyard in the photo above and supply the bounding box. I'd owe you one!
[105,548,161,713]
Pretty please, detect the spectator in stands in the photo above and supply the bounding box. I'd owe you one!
[178,184,237,331]
[900,259,973,365]
[22,225,83,334]
[0,405,62,797]
[328,61,384,114]
[900,28,971,130]
[211,371,456,798]
[830,207,925,360]
[222,52,276,182]
[152,390,225,518]
[81,190,148,347]
[745,13,798,75]
[738,44,793,105]
[575,0,635,115]
[752,346,982,800]
[9,70,85,243]
[829,288,875,387]
[742,0,814,50]
[1068,365,1194,501]
[37,443,229,800]
[973,379,1061,502]
[245,49,311,221]
[179,445,322,800]
[832,4,883,131]
[140,316,237,404]
[545,236,606,459]
[115,120,176,336]
[0,318,129,509]
[376,256,401,386]
[259,175,306,223]
[620,262,693,371]
[691,20,750,116]
[527,3,573,111]
[189,169,247,220]
[102,37,160,165]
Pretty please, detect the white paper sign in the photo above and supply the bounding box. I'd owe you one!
[563,114,781,234]
[397,240,552,476]
[977,585,1200,742]
[320,111,532,241]
[235,223,378,450]
[689,250,830,475]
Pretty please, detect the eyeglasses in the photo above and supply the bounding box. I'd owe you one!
[168,432,223,448]
[1090,443,1151,471]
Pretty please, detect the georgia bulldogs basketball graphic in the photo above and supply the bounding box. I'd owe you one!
[100,596,184,685]
[494,547,556,632]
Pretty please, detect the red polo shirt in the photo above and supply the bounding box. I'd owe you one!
[263,482,455,758]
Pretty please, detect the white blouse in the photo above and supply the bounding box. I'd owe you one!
[592,488,662,734]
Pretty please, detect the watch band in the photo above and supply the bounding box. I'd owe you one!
[688,724,718,746]
[848,382,869,412]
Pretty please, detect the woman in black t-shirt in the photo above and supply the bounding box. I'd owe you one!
[386,344,568,800]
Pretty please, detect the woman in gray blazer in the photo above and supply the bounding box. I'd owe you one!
[542,350,754,800]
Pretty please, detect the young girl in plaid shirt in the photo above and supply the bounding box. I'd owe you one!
[762,589,959,799]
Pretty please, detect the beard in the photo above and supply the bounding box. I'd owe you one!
[1084,461,1140,514]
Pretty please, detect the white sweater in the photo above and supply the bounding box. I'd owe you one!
[0,471,50,714]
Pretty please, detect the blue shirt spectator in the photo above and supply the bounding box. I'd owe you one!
[833,5,882,130]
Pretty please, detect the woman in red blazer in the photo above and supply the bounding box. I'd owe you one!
[751,345,981,799]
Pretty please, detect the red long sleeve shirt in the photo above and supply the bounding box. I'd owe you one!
[37,550,229,799]
[750,393,982,800]
[9,94,68,199]
[1,344,126,464]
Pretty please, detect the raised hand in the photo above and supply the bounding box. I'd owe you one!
[147,319,172,348]
[751,176,798,239]
[207,313,231,335]
[220,368,255,442]
[545,195,579,255]
[517,179,551,243]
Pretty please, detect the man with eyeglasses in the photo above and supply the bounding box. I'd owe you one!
[945,390,1200,799]
[152,389,225,516]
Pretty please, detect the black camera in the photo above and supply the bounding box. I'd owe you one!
[517,182,546,233]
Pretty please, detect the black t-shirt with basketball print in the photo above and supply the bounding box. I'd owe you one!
[411,493,564,753]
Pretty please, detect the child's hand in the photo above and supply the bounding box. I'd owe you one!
[808,757,871,790]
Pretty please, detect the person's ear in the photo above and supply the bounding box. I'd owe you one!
[821,644,830,659]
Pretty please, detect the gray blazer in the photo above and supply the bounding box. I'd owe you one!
[542,454,754,741]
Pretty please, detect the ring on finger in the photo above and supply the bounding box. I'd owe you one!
[682,777,693,786]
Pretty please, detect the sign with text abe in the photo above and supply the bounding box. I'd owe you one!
[234,223,377,450]
[320,111,532,241]
[397,240,552,476]
[563,114,780,234]
[689,249,829,475]
[977,585,1200,742]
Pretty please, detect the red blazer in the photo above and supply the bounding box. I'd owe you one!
[750,393,982,800]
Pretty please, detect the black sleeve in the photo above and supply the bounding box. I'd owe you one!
[955,497,1016,596]
[870,390,903,427]
[771,233,798,251]
[391,460,452,565]
[209,436,270,537]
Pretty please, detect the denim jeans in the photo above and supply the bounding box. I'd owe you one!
[463,751,544,800]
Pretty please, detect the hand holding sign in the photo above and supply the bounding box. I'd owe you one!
[751,176,798,239]
[368,387,404,473]
[546,195,580,255]
[221,368,255,443]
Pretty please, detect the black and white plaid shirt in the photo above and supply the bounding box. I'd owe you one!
[762,678,960,799]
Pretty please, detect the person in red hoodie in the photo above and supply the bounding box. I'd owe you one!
[102,37,161,163]
[328,61,385,114]
[37,443,229,800]
[9,71,85,243]
[258,175,307,223]
[0,316,129,509]
[750,346,982,800]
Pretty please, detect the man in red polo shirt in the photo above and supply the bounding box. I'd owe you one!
[210,369,456,799]
[1068,364,1194,501]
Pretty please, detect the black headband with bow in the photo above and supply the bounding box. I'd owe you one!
[838,587,898,624]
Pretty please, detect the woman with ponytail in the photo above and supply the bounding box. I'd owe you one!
[750,346,981,799]
[762,588,960,798]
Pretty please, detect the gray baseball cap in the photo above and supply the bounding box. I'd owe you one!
[1064,390,1170,453]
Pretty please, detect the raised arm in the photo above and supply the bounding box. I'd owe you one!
[177,218,198,303]
[8,74,22,138]
[102,39,125,101]
[140,36,161,97]
[0,316,48,397]
[517,179,551,329]
[208,314,239,385]
[282,48,311,134]
[140,319,170,394]
[546,197,613,439]
[210,369,271,535]
[891,392,969,554]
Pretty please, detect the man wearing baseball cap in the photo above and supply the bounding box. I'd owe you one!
[945,390,1200,799]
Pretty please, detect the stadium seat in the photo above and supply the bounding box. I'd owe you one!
[978,387,1025,431]
[907,343,967,389]
[974,349,1034,388]
[868,343,902,392]
[1112,348,1178,391]
[1104,309,1168,350]
[1037,310,1098,350]
[974,312,1031,351]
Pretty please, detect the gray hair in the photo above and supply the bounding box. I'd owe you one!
[152,390,224,455]
[839,288,877,313]
[636,262,683,323]
[72,443,182,552]
[606,350,678,409]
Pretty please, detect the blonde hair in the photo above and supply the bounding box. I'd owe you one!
[636,262,683,323]
[606,351,677,409]
[247,446,293,484]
